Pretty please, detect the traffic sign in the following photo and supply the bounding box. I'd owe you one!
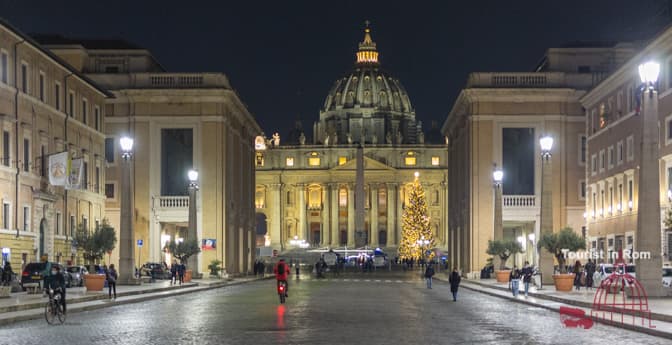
[137,239,143,247]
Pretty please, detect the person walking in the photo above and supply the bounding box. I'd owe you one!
[424,263,435,289]
[521,261,533,297]
[107,264,118,299]
[449,268,461,301]
[170,262,177,285]
[573,260,582,291]
[510,266,521,297]
[585,259,596,290]
[177,262,185,285]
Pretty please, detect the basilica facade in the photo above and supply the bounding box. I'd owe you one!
[256,26,448,253]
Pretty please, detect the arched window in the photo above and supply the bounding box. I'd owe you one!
[255,186,266,209]
[339,187,347,207]
[308,184,322,209]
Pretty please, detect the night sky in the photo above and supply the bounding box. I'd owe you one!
[0,0,668,137]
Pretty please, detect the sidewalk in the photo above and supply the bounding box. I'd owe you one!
[442,275,672,340]
[0,275,270,326]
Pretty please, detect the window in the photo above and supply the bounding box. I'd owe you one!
[94,107,100,131]
[105,183,115,199]
[70,215,75,237]
[82,99,88,124]
[0,52,6,84]
[618,183,623,212]
[627,86,634,112]
[339,188,347,207]
[105,138,115,163]
[23,138,29,172]
[2,202,9,229]
[68,91,74,117]
[668,167,672,198]
[578,66,591,73]
[82,162,88,190]
[338,156,347,165]
[286,157,294,167]
[255,152,264,167]
[626,136,634,161]
[21,64,27,93]
[579,136,586,164]
[82,217,88,233]
[579,181,586,200]
[55,83,61,111]
[23,206,29,231]
[431,156,440,166]
[667,115,672,144]
[2,131,9,167]
[39,73,45,102]
[405,156,416,166]
[609,186,613,214]
[628,179,634,210]
[592,192,596,218]
[591,154,597,175]
[308,152,320,166]
[617,141,624,165]
[608,146,614,169]
[599,150,605,172]
[56,212,61,235]
[40,145,46,177]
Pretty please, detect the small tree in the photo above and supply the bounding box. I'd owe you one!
[208,260,222,276]
[72,220,117,265]
[664,207,672,230]
[165,239,201,268]
[486,240,522,270]
[538,227,586,274]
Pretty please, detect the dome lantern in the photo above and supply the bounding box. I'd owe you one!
[356,21,379,65]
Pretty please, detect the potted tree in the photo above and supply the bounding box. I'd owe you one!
[208,260,222,278]
[73,220,117,291]
[486,240,522,283]
[165,239,201,282]
[538,227,586,292]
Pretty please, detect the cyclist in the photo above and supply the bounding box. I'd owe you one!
[49,265,67,314]
[274,259,290,297]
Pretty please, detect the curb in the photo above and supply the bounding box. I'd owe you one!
[0,277,268,326]
[458,282,672,340]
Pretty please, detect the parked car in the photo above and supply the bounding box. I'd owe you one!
[66,265,89,287]
[21,262,72,290]
[598,263,636,279]
[140,262,171,279]
[663,267,672,287]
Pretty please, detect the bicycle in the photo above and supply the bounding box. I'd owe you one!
[44,288,66,325]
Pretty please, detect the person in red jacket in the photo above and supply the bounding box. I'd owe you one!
[274,259,290,297]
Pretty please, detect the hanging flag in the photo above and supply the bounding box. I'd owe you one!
[66,158,84,190]
[48,151,68,186]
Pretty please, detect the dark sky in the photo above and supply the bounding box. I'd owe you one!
[0,0,668,136]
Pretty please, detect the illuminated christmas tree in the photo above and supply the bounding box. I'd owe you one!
[398,173,435,260]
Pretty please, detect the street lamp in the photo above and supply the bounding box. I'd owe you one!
[493,166,503,241]
[188,169,200,277]
[539,134,553,286]
[636,60,664,296]
[118,136,138,284]
[416,235,430,267]
[528,233,536,270]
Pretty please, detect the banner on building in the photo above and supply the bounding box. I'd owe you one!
[48,151,69,186]
[202,239,216,250]
[66,158,84,190]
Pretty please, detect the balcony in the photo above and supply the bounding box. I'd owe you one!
[154,196,189,209]
[466,72,604,90]
[87,72,231,90]
[503,195,536,208]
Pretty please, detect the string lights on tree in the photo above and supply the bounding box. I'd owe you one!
[398,172,435,260]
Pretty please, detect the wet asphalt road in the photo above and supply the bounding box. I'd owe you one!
[0,271,667,345]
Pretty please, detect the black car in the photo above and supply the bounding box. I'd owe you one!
[140,262,171,279]
[21,262,73,290]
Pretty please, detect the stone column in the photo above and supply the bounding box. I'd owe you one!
[636,85,667,296]
[370,184,379,246]
[386,183,396,245]
[347,183,355,247]
[297,184,307,241]
[330,183,340,246]
[270,184,282,248]
[321,186,329,247]
[397,184,403,247]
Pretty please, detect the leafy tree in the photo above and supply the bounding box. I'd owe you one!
[164,239,201,267]
[398,175,435,261]
[72,220,117,264]
[537,227,586,274]
[486,240,522,270]
[208,260,222,276]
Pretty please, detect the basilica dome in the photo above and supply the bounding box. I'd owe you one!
[314,25,420,145]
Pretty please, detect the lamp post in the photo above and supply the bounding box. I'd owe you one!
[528,233,536,270]
[539,135,554,285]
[118,136,138,284]
[188,169,200,277]
[493,167,503,241]
[636,61,666,297]
[416,235,430,269]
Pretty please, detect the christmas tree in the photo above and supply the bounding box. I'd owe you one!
[398,173,435,260]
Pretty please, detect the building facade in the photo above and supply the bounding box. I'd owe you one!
[256,27,448,253]
[442,44,636,276]
[0,20,109,270]
[39,37,261,275]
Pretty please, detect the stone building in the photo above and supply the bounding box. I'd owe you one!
[0,19,110,269]
[37,36,261,275]
[256,26,448,253]
[442,43,636,276]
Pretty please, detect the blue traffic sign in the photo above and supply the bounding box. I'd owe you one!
[137,239,143,247]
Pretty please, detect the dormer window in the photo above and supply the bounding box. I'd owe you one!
[405,151,416,166]
[308,152,320,167]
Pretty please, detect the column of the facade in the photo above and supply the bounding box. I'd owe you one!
[297,183,307,241]
[321,186,329,247]
[270,183,282,248]
[347,183,355,247]
[370,184,379,246]
[440,181,448,249]
[330,183,340,246]
[386,183,396,246]
[396,184,403,246]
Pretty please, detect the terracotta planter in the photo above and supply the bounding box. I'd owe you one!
[553,273,576,292]
[84,274,106,291]
[495,270,511,283]
[184,270,192,283]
